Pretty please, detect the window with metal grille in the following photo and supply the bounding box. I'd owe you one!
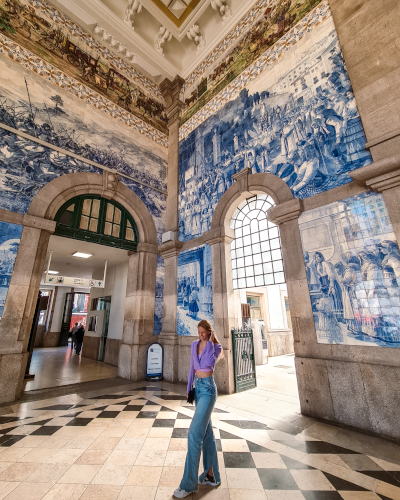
[230,194,285,289]
[54,195,139,251]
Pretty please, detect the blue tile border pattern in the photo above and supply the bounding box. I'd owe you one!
[299,191,400,347]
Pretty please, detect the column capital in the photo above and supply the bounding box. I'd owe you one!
[165,100,184,126]
[159,75,185,107]
[203,226,234,245]
[158,239,183,258]
[350,155,400,192]
[231,167,252,193]
[267,199,303,225]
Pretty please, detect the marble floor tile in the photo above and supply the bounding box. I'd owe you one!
[0,481,20,500]
[225,468,264,489]
[46,448,84,464]
[80,484,121,500]
[0,448,33,462]
[147,428,174,439]
[164,451,187,467]
[290,470,336,491]
[339,455,385,472]
[265,491,305,500]
[57,464,101,484]
[251,452,287,469]
[125,465,163,486]
[51,427,82,438]
[118,485,157,500]
[221,439,250,453]
[25,463,71,483]
[115,437,145,450]
[91,463,132,485]
[3,481,53,500]
[135,450,167,467]
[142,438,171,452]
[168,439,188,451]
[158,466,184,487]
[75,449,111,465]
[229,489,267,500]
[43,484,86,500]
[88,436,121,451]
[0,462,40,482]
[338,493,380,499]
[105,449,139,465]
[155,486,192,500]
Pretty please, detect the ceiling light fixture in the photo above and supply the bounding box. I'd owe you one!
[47,270,59,275]
[72,252,92,259]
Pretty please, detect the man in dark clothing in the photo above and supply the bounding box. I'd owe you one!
[75,325,85,355]
[69,322,79,350]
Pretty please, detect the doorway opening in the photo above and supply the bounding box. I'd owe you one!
[24,193,139,392]
[230,194,298,398]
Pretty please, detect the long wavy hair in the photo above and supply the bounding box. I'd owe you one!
[198,319,224,360]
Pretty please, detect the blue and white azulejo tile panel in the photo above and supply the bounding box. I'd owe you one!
[0,221,23,318]
[178,19,372,243]
[177,245,213,336]
[299,191,400,347]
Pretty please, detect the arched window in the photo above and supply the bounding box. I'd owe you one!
[54,195,139,251]
[230,194,285,289]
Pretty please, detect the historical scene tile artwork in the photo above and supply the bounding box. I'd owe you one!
[0,0,167,134]
[0,221,22,318]
[177,245,213,336]
[299,191,400,348]
[178,21,372,242]
[182,0,323,124]
[0,57,167,241]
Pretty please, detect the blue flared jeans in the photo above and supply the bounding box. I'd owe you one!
[180,375,221,492]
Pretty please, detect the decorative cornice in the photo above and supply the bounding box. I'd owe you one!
[203,226,234,245]
[179,1,331,140]
[350,155,400,192]
[137,242,159,254]
[231,167,252,193]
[160,75,186,107]
[158,239,184,258]
[0,35,168,149]
[267,199,303,225]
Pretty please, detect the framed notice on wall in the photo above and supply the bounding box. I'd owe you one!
[146,343,163,381]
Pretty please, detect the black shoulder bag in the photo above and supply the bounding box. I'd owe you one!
[187,351,195,405]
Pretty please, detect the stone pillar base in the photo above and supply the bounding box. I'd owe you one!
[0,352,28,405]
[118,343,148,382]
[158,333,179,382]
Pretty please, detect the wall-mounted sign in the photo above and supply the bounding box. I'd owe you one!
[146,343,163,381]
[45,275,104,288]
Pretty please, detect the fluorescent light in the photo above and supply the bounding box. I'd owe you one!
[47,270,59,275]
[72,252,92,259]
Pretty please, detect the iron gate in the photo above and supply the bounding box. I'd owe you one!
[232,328,257,392]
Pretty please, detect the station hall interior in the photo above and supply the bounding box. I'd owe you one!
[1,0,400,498]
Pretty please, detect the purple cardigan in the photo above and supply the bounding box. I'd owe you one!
[187,340,222,393]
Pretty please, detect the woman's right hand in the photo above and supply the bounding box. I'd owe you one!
[210,331,215,343]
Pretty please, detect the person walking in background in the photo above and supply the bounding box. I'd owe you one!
[75,324,85,355]
[174,320,223,498]
[69,322,79,351]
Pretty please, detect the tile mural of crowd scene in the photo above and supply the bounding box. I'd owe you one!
[0,0,167,134]
[0,221,22,318]
[182,0,323,124]
[178,24,372,242]
[299,192,400,348]
[0,58,167,241]
[177,245,213,336]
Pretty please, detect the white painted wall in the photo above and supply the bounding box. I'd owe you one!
[267,284,286,330]
[50,286,71,333]
[90,261,128,340]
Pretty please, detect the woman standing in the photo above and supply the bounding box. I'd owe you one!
[174,320,223,498]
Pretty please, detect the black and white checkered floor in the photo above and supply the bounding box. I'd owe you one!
[0,385,399,499]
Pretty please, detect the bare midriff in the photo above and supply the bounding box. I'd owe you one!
[195,370,213,378]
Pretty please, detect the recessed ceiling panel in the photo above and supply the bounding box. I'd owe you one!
[149,0,202,26]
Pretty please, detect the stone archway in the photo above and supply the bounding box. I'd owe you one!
[0,172,159,404]
[204,169,312,394]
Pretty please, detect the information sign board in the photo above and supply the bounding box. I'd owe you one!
[146,343,163,381]
[45,275,104,288]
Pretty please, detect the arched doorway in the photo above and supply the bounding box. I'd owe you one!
[0,172,159,403]
[206,171,307,395]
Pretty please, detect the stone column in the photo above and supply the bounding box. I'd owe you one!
[157,76,185,382]
[204,227,236,394]
[158,240,183,382]
[159,76,185,234]
[118,243,158,381]
[0,217,55,404]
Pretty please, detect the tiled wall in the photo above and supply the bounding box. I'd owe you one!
[0,56,166,336]
[178,19,372,242]
[299,192,400,347]
[177,245,213,336]
[0,221,23,318]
